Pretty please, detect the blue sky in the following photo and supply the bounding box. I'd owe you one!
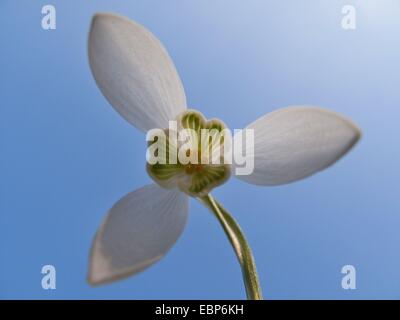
[1,0,400,299]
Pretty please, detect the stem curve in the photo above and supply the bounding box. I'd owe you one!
[198,194,263,300]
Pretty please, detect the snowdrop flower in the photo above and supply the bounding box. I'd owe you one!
[87,13,361,299]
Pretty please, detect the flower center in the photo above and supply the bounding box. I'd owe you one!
[185,163,203,174]
[146,110,231,197]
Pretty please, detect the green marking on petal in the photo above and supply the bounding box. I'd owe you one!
[186,165,230,197]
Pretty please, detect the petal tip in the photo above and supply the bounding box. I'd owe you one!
[337,112,362,149]
[86,272,102,287]
[91,12,121,23]
[89,12,134,38]
[86,251,107,286]
[86,254,122,287]
[90,12,113,30]
[352,122,362,142]
[86,268,116,287]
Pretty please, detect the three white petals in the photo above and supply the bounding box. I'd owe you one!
[87,13,361,285]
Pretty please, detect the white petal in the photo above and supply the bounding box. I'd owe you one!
[88,13,187,132]
[88,184,188,285]
[233,106,361,185]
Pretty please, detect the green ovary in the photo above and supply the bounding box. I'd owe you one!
[147,110,231,197]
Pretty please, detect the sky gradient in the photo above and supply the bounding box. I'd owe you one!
[1,0,400,299]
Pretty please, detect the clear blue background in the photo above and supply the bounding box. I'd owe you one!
[1,0,400,299]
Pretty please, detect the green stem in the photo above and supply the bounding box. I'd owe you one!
[198,194,263,300]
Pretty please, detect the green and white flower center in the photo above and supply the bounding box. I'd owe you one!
[146,110,231,197]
